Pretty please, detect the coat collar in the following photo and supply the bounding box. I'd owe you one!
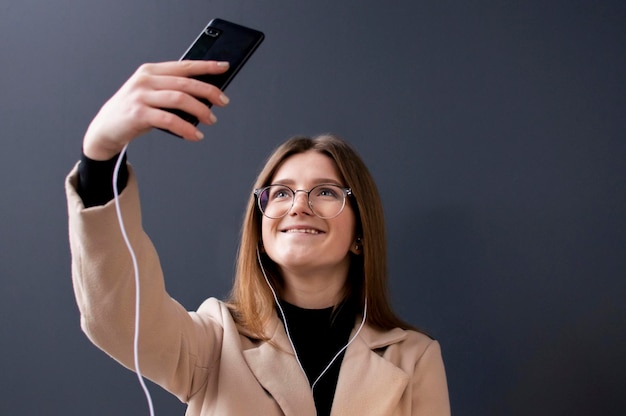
[331,321,410,415]
[243,314,410,416]
[243,315,316,415]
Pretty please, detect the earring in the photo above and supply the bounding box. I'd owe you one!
[354,237,363,253]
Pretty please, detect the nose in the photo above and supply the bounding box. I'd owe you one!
[290,190,313,215]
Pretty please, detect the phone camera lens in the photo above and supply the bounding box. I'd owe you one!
[205,28,220,38]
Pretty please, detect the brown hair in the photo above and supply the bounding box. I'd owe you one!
[226,134,415,339]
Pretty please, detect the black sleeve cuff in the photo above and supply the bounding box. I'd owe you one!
[77,151,129,208]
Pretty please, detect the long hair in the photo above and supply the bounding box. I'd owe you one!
[226,134,415,339]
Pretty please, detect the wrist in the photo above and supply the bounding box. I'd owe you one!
[82,135,123,161]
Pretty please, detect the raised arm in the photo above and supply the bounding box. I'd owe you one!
[67,60,232,400]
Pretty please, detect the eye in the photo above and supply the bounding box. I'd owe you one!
[269,185,293,200]
[314,185,342,200]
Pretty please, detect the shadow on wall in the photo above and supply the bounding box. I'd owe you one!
[497,301,626,415]
[393,204,626,415]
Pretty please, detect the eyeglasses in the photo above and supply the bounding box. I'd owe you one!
[254,184,352,219]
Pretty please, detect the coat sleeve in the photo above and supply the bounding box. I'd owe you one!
[411,339,451,415]
[65,163,222,402]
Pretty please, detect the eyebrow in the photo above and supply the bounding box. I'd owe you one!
[271,178,344,187]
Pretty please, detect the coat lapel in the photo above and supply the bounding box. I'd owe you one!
[243,317,317,416]
[331,324,410,415]
[242,314,410,416]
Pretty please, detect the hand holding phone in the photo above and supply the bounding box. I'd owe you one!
[83,60,232,159]
[83,19,263,159]
[163,18,265,129]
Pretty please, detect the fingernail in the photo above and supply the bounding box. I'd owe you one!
[219,93,230,105]
[216,61,229,67]
[209,113,218,124]
[195,130,204,140]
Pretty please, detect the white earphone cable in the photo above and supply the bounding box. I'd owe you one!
[113,143,156,416]
[256,247,367,392]
[311,300,366,391]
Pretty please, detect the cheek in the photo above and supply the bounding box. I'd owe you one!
[260,218,270,244]
[260,217,278,247]
[334,215,357,248]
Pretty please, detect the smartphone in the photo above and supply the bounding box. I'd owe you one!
[164,18,264,128]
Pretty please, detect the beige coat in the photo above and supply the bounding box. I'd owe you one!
[66,165,451,415]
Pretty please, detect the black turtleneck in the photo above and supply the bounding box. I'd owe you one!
[76,152,128,208]
[279,299,357,416]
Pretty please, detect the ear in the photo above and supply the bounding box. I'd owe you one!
[350,237,363,255]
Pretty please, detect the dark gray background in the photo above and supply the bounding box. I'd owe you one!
[1,1,624,415]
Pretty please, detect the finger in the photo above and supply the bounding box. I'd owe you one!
[136,60,230,77]
[141,90,218,125]
[141,106,206,141]
[146,74,230,108]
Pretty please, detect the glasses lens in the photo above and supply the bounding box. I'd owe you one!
[309,184,346,219]
[258,185,294,218]
[256,184,348,219]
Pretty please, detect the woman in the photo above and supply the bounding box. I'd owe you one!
[66,60,450,415]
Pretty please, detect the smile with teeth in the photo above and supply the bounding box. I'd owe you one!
[283,228,322,234]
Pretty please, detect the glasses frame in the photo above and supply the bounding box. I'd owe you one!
[254,183,353,219]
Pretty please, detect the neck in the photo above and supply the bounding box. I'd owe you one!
[279,268,348,309]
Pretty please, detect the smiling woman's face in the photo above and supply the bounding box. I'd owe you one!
[261,150,357,281]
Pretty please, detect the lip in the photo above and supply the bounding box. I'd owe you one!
[279,225,325,234]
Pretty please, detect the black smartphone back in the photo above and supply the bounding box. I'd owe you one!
[167,18,264,126]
